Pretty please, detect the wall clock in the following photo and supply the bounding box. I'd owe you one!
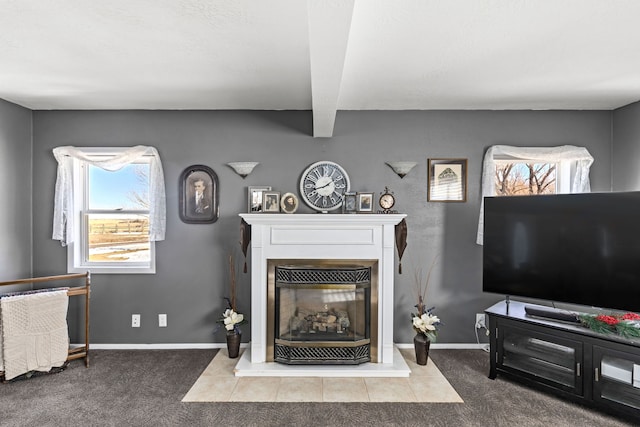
[299,161,350,212]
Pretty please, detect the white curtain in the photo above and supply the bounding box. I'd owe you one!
[476,145,594,245]
[52,146,166,245]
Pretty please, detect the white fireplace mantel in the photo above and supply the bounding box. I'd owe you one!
[238,213,408,376]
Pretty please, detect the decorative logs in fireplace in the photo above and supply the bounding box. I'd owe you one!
[274,264,371,365]
[288,307,351,334]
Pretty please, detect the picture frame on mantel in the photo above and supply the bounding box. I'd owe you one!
[179,164,219,224]
[342,192,357,214]
[356,192,374,213]
[280,192,299,214]
[248,186,272,213]
[263,191,280,213]
[427,158,467,202]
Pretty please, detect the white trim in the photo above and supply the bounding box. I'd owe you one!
[558,159,572,192]
[88,343,231,350]
[396,343,489,350]
[84,342,486,350]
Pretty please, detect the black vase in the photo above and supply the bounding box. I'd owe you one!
[413,333,431,366]
[226,331,241,358]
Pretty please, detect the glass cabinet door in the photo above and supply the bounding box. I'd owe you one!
[498,324,583,395]
[593,345,640,414]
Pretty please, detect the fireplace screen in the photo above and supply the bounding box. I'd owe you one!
[274,265,371,365]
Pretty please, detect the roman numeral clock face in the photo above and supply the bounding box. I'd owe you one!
[299,161,350,212]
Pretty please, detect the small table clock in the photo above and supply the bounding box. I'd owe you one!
[378,187,398,214]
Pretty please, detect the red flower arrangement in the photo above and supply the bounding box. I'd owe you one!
[579,312,640,338]
[622,313,640,321]
[596,315,620,325]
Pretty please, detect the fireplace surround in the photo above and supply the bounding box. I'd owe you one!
[236,213,410,377]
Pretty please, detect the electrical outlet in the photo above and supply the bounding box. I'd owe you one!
[132,314,141,328]
[158,314,167,327]
[475,313,486,329]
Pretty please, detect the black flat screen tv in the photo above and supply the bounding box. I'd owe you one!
[482,191,640,313]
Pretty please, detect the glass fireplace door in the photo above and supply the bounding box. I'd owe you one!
[274,265,371,365]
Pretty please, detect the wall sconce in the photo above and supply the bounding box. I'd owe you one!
[385,161,417,179]
[227,162,259,179]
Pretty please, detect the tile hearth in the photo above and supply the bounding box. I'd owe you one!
[182,349,463,403]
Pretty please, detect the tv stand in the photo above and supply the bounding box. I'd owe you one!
[486,300,640,422]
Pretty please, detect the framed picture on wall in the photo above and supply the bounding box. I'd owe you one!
[179,165,219,224]
[427,158,467,202]
[263,191,281,213]
[248,186,272,213]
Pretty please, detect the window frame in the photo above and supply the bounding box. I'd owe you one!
[493,157,572,195]
[67,149,156,274]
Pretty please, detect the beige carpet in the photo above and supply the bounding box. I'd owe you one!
[182,348,463,403]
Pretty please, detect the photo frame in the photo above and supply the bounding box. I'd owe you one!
[356,192,374,213]
[179,165,219,224]
[342,192,357,214]
[428,158,467,202]
[280,192,299,214]
[263,191,281,213]
[248,186,272,213]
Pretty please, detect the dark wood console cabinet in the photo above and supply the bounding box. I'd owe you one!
[486,300,640,421]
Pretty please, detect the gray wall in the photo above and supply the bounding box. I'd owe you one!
[0,99,32,282]
[30,109,613,345]
[612,101,640,191]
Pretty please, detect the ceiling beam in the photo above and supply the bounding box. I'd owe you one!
[307,0,355,138]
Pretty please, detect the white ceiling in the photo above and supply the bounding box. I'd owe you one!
[2,0,640,137]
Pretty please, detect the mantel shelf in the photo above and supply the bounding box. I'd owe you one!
[239,213,406,226]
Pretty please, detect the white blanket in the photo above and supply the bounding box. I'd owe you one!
[1,290,69,380]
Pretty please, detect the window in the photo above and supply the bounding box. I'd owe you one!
[53,146,166,274]
[494,160,568,196]
[476,145,594,245]
[81,161,153,270]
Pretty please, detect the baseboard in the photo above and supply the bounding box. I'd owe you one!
[396,343,488,350]
[82,343,488,350]
[88,343,229,350]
